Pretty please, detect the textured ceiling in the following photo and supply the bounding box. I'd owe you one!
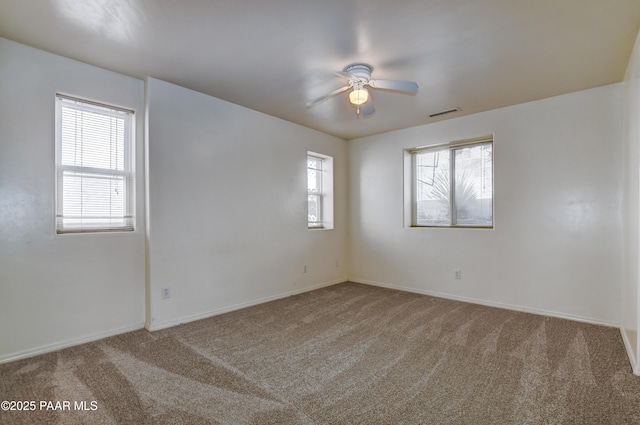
[1,0,639,140]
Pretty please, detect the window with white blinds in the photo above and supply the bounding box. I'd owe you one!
[55,95,134,233]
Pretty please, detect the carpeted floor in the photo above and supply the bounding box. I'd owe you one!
[2,282,640,424]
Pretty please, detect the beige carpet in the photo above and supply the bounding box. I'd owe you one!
[2,282,640,424]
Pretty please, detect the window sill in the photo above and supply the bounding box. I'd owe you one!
[410,225,493,229]
[56,228,135,235]
[308,225,334,231]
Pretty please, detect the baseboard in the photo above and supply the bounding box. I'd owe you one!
[620,327,640,376]
[146,278,346,331]
[351,278,619,328]
[0,322,146,365]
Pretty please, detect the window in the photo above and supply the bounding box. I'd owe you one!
[55,95,134,233]
[411,138,493,227]
[307,154,324,228]
[307,152,334,229]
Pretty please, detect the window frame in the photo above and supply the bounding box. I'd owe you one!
[409,137,494,229]
[307,153,324,229]
[307,151,334,230]
[55,94,135,234]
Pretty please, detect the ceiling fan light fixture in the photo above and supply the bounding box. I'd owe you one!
[349,88,369,105]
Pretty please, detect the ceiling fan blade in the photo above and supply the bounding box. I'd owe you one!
[368,79,418,93]
[306,85,351,108]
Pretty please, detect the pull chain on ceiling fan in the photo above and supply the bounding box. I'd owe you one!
[306,63,418,116]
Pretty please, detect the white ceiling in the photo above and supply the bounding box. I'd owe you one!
[1,0,639,140]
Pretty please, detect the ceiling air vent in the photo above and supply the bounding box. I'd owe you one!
[429,107,459,118]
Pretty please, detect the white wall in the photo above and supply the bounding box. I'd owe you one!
[0,38,146,362]
[622,29,640,374]
[145,78,348,330]
[349,84,623,325]
[0,35,631,366]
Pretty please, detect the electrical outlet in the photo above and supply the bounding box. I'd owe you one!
[303,265,308,273]
[336,260,340,268]
[454,269,462,280]
[161,287,171,299]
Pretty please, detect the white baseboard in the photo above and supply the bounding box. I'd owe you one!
[146,278,346,331]
[6,278,621,369]
[351,278,619,328]
[620,327,640,376]
[0,322,146,365]
[1,280,347,364]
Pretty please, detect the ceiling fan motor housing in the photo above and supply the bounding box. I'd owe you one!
[344,63,373,81]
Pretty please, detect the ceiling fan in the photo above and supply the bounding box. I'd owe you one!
[306,63,419,116]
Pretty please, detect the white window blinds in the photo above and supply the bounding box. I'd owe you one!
[55,96,134,233]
